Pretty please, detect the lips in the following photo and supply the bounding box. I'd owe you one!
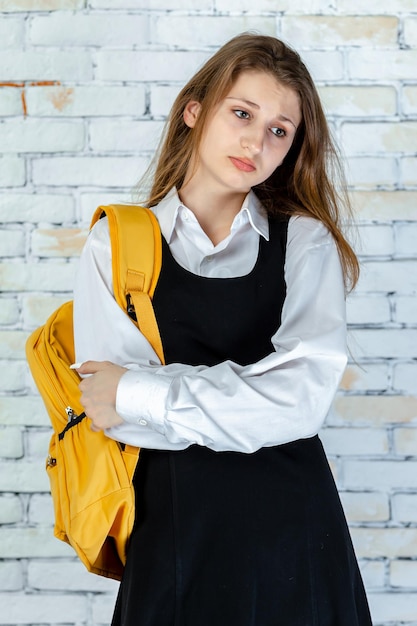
[229,156,256,172]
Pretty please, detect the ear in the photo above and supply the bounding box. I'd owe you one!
[183,101,202,129]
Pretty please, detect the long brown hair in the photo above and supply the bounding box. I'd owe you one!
[140,33,359,290]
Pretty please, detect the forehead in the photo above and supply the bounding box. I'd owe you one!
[224,70,301,122]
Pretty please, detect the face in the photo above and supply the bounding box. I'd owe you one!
[183,70,302,198]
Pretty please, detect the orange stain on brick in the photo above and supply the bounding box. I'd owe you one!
[46,86,75,111]
[21,90,27,116]
[0,82,24,88]
[340,367,361,390]
[36,228,87,256]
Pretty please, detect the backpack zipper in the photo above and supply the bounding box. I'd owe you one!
[65,407,79,422]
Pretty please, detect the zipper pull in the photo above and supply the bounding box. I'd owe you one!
[126,294,137,321]
[47,454,57,467]
[65,407,78,422]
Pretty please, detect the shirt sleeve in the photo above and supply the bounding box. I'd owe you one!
[73,217,163,368]
[107,215,348,453]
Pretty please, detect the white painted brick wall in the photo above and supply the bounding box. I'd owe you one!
[0,1,416,625]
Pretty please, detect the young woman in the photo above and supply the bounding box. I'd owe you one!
[74,33,372,626]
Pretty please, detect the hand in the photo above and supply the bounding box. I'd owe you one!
[77,361,127,431]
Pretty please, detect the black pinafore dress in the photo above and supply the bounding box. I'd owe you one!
[112,218,372,626]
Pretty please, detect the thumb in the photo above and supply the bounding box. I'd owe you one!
[72,360,109,375]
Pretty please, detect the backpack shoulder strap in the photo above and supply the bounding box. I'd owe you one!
[90,204,164,364]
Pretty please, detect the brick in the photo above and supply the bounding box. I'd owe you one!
[392,494,417,523]
[0,527,74,560]
[342,122,417,155]
[344,460,417,490]
[153,16,275,47]
[30,13,147,46]
[402,157,417,187]
[0,332,27,358]
[0,561,23,591]
[0,0,83,9]
[351,528,417,559]
[27,429,51,459]
[0,17,23,48]
[96,50,210,82]
[0,495,22,524]
[393,428,417,456]
[22,294,68,328]
[344,156,397,188]
[0,298,19,324]
[338,0,417,12]
[0,119,84,153]
[395,224,417,256]
[356,261,417,293]
[0,262,75,292]
[282,16,398,48]
[89,120,165,152]
[0,228,25,257]
[333,395,417,426]
[350,329,417,358]
[0,461,49,492]
[0,362,27,392]
[0,330,28,359]
[92,592,119,626]
[321,427,388,456]
[358,560,385,590]
[404,17,417,47]
[346,295,391,325]
[293,50,344,81]
[340,363,389,392]
[1,50,92,81]
[31,228,87,258]
[319,86,397,118]
[150,84,180,118]
[391,560,417,588]
[28,560,119,592]
[395,297,417,324]
[340,492,390,523]
[0,427,23,459]
[0,396,48,427]
[0,156,25,187]
[367,592,417,622]
[393,362,417,393]
[28,493,54,525]
[356,224,394,256]
[0,87,22,116]
[216,0,333,10]
[79,192,133,224]
[32,156,148,188]
[349,49,417,80]
[404,86,417,115]
[0,591,87,624]
[0,193,74,224]
[350,191,417,221]
[91,0,211,7]
[26,84,146,117]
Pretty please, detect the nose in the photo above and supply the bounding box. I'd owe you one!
[241,124,264,154]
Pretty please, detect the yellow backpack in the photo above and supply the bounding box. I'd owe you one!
[25,205,164,580]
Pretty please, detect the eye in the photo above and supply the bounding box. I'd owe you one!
[271,127,287,138]
[233,109,251,120]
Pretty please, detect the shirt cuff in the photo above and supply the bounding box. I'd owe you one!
[116,369,172,430]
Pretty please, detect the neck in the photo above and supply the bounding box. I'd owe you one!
[178,183,248,246]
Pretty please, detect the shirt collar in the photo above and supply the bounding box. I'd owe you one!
[152,188,270,243]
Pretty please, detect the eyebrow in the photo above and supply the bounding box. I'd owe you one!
[225,96,298,130]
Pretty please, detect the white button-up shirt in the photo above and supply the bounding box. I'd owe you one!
[73,189,347,453]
